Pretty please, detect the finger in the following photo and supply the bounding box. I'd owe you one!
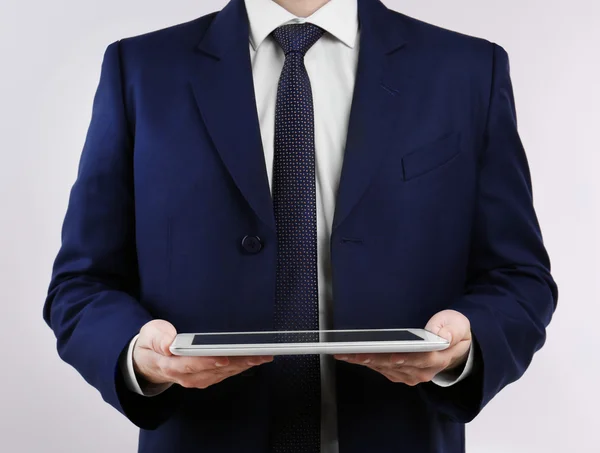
[219,361,260,376]
[232,355,274,367]
[334,354,395,370]
[425,309,471,348]
[369,364,437,386]
[138,320,178,356]
[170,354,273,374]
[343,354,372,365]
[371,367,421,386]
[163,357,251,385]
[356,353,393,367]
[163,355,274,378]
[175,364,253,389]
[165,356,233,375]
[437,323,471,348]
[386,365,444,383]
[334,354,357,362]
[395,351,455,370]
[389,351,438,368]
[156,356,220,380]
[187,358,266,386]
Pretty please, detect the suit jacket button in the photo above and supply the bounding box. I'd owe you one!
[241,235,262,254]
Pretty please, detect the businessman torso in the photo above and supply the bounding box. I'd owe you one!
[127,1,481,448]
[45,0,557,452]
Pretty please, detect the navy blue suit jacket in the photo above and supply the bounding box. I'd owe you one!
[44,0,558,451]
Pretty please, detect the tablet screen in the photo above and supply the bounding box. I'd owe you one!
[191,330,424,346]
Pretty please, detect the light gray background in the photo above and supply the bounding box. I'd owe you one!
[1,0,598,451]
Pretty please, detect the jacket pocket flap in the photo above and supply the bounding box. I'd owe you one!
[401,131,462,181]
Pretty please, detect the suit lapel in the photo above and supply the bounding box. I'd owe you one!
[332,0,408,231]
[187,0,409,233]
[189,0,276,231]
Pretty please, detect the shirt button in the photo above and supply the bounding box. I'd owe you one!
[241,235,263,254]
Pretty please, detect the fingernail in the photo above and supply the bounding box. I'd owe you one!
[215,361,227,367]
[362,358,371,364]
[247,360,258,366]
[337,356,348,361]
[395,359,404,365]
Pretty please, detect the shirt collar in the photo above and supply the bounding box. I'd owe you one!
[244,0,358,51]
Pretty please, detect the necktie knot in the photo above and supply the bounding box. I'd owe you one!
[272,23,326,57]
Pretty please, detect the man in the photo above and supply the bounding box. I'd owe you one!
[43,0,558,452]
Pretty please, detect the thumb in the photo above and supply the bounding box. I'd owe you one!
[425,310,467,347]
[138,320,178,356]
[436,325,457,347]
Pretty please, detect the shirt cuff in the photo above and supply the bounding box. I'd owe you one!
[430,342,475,388]
[119,334,173,397]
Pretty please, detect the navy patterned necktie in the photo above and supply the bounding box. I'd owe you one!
[270,23,326,453]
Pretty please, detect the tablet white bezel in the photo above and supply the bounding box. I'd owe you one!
[169,328,449,356]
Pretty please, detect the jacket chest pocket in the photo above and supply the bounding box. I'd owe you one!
[401,131,462,181]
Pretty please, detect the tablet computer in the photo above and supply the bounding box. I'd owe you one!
[169,328,449,356]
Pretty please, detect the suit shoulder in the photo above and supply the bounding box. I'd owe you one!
[116,11,218,58]
[390,10,497,62]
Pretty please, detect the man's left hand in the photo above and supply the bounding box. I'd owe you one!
[334,310,472,386]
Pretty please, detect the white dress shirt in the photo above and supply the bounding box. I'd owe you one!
[121,1,474,451]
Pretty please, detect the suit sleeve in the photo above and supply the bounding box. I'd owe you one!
[43,41,182,430]
[418,42,558,422]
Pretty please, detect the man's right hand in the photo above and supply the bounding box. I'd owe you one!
[133,320,273,389]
